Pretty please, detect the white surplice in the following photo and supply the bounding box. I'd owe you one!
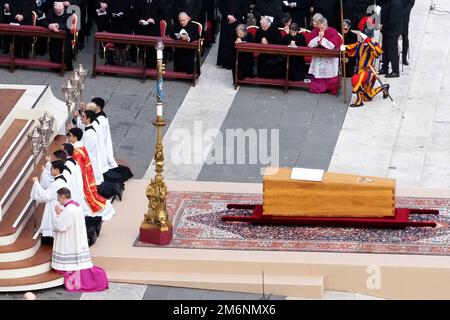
[92,120,109,174]
[82,125,103,185]
[31,175,68,237]
[40,162,54,189]
[308,36,340,79]
[52,200,93,271]
[65,157,92,217]
[96,112,117,170]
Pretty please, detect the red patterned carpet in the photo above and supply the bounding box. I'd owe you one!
[134,191,450,255]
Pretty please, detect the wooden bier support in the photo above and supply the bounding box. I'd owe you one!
[234,42,341,95]
[222,167,439,229]
[0,24,66,75]
[93,32,200,85]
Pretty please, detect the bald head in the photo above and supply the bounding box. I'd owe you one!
[54,2,64,15]
[178,12,190,27]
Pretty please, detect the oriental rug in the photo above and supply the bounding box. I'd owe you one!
[133,191,450,256]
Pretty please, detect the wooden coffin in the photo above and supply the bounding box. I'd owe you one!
[263,168,396,218]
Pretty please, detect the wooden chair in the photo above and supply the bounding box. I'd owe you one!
[246,25,259,38]
[31,11,38,57]
[246,26,259,59]
[160,19,167,37]
[70,13,80,56]
[191,20,204,56]
[278,27,288,38]
[136,19,169,62]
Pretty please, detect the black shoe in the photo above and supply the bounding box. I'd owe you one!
[382,84,390,99]
[378,69,388,75]
[402,59,409,66]
[95,219,103,237]
[41,236,54,246]
[386,72,400,78]
[349,103,363,108]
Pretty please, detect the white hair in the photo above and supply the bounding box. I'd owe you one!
[236,24,247,34]
[312,13,324,21]
[178,11,190,20]
[317,17,328,26]
[260,16,272,26]
[54,1,64,9]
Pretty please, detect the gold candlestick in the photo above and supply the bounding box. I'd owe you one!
[140,40,172,245]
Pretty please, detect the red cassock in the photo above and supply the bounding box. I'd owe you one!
[73,145,107,213]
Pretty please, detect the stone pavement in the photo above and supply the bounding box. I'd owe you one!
[0,36,192,178]
[0,282,384,300]
[329,0,450,189]
[0,0,445,300]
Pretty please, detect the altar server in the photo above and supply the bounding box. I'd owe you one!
[31,160,68,241]
[67,128,115,221]
[62,143,91,216]
[81,109,103,185]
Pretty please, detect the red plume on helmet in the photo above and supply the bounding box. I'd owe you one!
[358,17,375,32]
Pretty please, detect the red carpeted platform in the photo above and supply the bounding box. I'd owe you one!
[222,204,439,229]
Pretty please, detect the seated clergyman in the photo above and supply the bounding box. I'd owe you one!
[171,12,200,74]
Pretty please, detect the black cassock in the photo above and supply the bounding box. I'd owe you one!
[283,0,311,28]
[216,0,249,69]
[283,33,306,81]
[171,21,200,74]
[343,30,357,77]
[174,0,202,22]
[9,0,34,58]
[134,0,163,67]
[255,26,284,79]
[42,11,73,69]
[232,33,254,83]
[95,1,110,32]
[253,0,283,27]
[106,0,133,34]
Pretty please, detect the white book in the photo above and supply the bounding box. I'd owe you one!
[290,168,324,182]
[283,1,289,6]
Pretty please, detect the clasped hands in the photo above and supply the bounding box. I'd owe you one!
[49,23,60,32]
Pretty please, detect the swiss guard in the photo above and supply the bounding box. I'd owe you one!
[342,17,390,108]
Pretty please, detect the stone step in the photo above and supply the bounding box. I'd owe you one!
[0,204,43,263]
[107,270,324,298]
[0,141,35,219]
[0,146,60,246]
[0,244,52,279]
[0,89,25,129]
[0,119,34,179]
[0,270,64,292]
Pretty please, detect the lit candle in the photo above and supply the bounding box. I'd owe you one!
[157,49,163,60]
[157,103,163,117]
